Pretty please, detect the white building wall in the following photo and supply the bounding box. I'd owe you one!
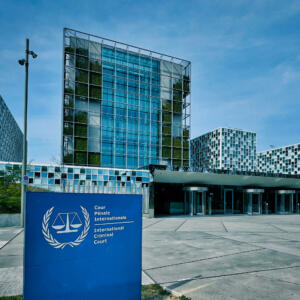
[257,143,300,175]
[191,127,257,172]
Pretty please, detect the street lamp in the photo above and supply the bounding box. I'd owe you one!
[19,38,37,227]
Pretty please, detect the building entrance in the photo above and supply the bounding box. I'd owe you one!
[183,187,209,216]
[244,189,264,214]
[275,190,295,214]
[195,192,203,214]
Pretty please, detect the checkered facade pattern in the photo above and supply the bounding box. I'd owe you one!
[191,128,257,172]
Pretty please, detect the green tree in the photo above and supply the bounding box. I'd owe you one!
[0,167,21,213]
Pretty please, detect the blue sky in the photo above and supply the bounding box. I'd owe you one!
[0,0,300,163]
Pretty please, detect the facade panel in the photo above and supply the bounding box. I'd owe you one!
[257,144,300,175]
[62,28,191,169]
[0,96,23,162]
[0,161,150,194]
[191,127,257,172]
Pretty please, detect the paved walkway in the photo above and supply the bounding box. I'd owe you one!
[0,227,23,297]
[1,215,300,299]
[142,215,300,299]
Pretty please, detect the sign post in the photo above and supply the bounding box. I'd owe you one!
[24,192,142,300]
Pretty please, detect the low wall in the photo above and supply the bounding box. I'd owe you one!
[0,214,20,227]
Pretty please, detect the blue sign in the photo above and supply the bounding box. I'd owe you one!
[24,192,142,300]
[22,175,29,185]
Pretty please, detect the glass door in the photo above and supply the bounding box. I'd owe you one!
[224,190,233,214]
[285,194,291,213]
[195,192,203,215]
[252,194,259,213]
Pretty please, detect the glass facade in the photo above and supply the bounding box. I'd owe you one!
[0,95,23,162]
[0,161,150,194]
[257,144,300,175]
[191,127,257,172]
[62,28,191,169]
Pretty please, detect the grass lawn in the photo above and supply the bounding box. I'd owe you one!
[0,285,191,300]
[142,284,191,300]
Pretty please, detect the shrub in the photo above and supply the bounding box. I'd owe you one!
[0,168,21,213]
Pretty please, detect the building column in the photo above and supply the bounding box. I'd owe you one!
[232,190,235,214]
[249,193,253,215]
[221,186,224,214]
[184,191,187,215]
[190,191,194,216]
[280,194,285,213]
[275,192,278,213]
[224,189,226,214]
[143,186,149,214]
[203,192,206,215]
[259,193,262,215]
[208,194,212,215]
[148,182,155,218]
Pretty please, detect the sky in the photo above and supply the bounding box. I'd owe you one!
[0,0,300,163]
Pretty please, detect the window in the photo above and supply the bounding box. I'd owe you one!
[75,83,88,97]
[88,139,100,152]
[76,55,88,69]
[75,69,88,83]
[90,72,101,86]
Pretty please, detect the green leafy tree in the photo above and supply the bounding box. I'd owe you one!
[0,167,21,213]
[0,166,51,214]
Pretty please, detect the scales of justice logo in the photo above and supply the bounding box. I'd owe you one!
[42,206,90,249]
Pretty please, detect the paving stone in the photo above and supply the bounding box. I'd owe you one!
[1,215,300,299]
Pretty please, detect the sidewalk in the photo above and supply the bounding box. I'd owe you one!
[2,215,300,299]
[0,227,23,297]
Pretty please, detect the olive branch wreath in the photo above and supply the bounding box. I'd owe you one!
[42,206,90,249]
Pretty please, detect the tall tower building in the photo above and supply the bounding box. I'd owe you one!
[62,28,191,169]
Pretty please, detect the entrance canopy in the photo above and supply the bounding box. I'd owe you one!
[183,186,208,192]
[277,190,295,194]
[153,170,300,189]
[245,189,264,193]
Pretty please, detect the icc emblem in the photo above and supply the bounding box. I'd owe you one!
[42,206,90,249]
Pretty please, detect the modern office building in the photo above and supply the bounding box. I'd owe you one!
[257,143,300,175]
[62,28,191,170]
[0,95,23,162]
[2,160,299,217]
[2,28,300,219]
[190,127,257,172]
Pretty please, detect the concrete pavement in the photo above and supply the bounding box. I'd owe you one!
[0,227,23,297]
[1,215,300,299]
[142,215,300,299]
